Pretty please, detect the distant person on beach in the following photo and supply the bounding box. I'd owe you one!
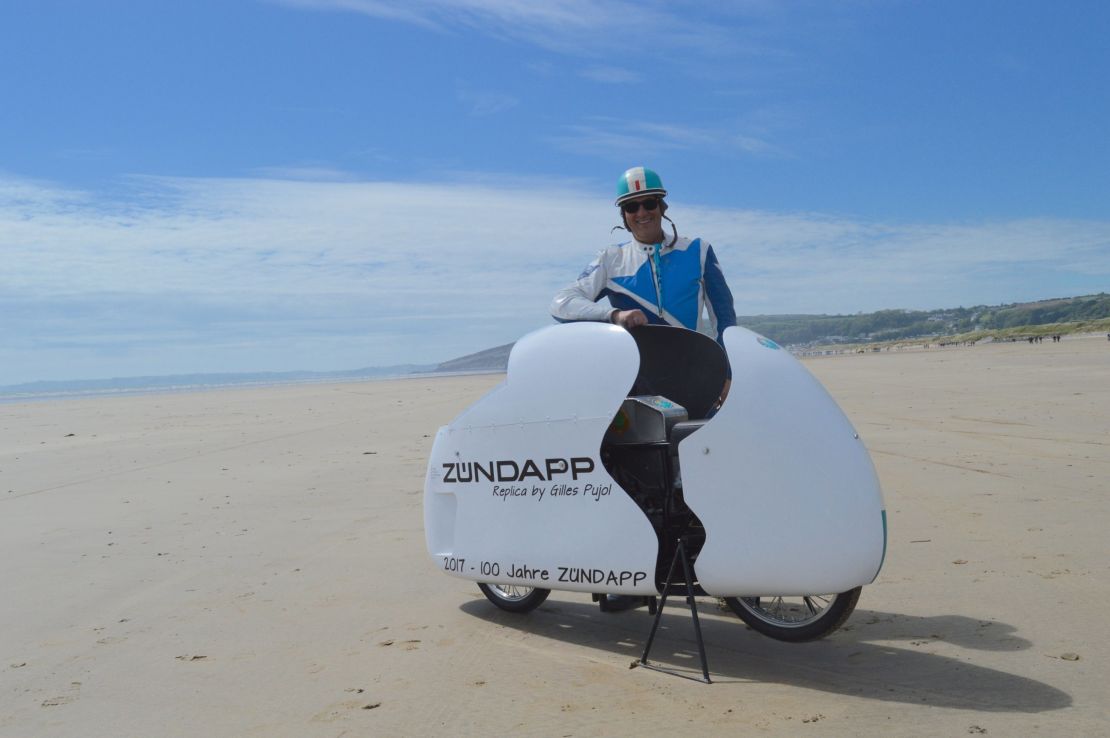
[550,166,737,345]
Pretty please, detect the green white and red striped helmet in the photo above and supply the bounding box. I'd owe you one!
[615,166,667,206]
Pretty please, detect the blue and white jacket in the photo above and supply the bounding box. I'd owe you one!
[551,235,737,344]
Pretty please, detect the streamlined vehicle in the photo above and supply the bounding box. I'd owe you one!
[424,322,887,643]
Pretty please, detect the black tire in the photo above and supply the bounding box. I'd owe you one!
[477,583,551,613]
[724,586,862,642]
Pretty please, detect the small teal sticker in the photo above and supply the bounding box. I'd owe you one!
[757,336,781,350]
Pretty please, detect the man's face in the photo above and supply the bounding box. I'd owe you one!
[622,196,665,244]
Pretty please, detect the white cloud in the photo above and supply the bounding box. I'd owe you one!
[2,172,1107,384]
[733,133,782,156]
[271,0,740,56]
[549,118,785,158]
[250,165,360,181]
[687,207,1110,313]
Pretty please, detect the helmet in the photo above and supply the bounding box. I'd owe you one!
[615,166,667,206]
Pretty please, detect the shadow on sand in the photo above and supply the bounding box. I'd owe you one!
[459,597,1069,712]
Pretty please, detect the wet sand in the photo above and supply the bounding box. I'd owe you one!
[2,335,1107,736]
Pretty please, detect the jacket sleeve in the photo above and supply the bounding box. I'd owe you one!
[550,250,617,323]
[703,244,737,343]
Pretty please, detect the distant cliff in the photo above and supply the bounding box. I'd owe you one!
[432,343,513,373]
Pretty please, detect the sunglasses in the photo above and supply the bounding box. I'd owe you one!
[620,197,660,214]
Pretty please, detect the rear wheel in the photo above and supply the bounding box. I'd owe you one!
[477,583,550,613]
[724,587,861,642]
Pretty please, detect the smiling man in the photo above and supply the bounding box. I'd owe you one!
[550,167,738,613]
[551,167,737,345]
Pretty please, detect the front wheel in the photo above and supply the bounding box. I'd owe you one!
[477,583,551,613]
[724,587,862,642]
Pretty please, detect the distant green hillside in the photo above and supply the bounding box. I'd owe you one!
[421,293,1110,373]
[741,293,1110,346]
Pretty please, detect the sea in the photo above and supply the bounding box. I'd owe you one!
[0,367,503,404]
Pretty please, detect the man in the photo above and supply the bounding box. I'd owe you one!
[550,167,738,613]
[551,167,736,345]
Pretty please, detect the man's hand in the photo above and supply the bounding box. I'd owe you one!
[611,309,648,329]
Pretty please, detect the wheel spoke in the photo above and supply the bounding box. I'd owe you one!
[489,583,535,601]
[478,582,551,613]
[725,587,861,642]
[741,593,838,626]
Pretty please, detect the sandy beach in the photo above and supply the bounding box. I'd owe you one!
[2,335,1108,737]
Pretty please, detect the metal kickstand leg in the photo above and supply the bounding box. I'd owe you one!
[637,538,711,683]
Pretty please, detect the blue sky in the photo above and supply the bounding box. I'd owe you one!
[2,0,1108,384]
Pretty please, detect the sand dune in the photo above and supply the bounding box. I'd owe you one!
[2,336,1107,736]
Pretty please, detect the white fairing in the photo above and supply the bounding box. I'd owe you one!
[424,322,659,595]
[681,326,886,596]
